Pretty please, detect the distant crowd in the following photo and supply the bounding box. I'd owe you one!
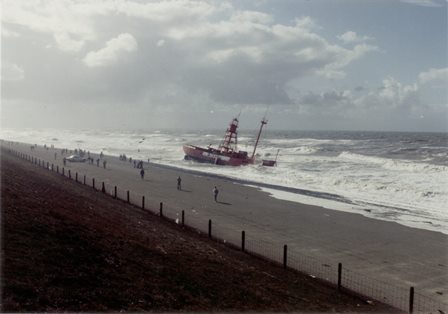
[15,141,222,202]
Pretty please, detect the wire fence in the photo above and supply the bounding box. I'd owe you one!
[342,267,409,310]
[288,250,337,285]
[5,145,448,314]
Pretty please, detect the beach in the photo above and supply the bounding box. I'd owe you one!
[0,147,401,312]
[3,141,448,310]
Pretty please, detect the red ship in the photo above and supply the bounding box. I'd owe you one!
[183,116,267,166]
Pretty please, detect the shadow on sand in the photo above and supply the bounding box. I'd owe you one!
[217,201,232,205]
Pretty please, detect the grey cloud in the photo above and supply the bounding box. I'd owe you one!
[2,0,379,109]
[3,0,443,132]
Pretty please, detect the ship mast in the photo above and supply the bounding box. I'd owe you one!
[218,117,239,153]
[251,117,268,160]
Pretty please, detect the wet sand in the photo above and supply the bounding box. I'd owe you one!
[3,141,448,306]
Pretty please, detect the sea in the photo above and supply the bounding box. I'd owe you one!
[2,127,447,235]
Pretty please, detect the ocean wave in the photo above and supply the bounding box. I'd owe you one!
[280,146,317,154]
[269,138,355,145]
[338,152,448,173]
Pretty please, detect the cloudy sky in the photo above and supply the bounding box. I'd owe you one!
[1,0,447,131]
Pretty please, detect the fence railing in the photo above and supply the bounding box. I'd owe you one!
[4,144,448,314]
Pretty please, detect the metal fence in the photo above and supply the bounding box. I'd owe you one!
[5,146,448,314]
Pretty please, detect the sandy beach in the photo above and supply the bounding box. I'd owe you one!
[3,141,448,310]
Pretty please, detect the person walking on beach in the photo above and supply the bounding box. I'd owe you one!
[177,176,182,190]
[103,160,107,169]
[96,158,100,167]
[213,186,219,202]
[140,168,145,179]
[54,152,57,160]
[63,157,66,166]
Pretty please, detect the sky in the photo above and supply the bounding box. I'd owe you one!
[1,0,447,132]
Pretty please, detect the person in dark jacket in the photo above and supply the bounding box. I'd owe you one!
[213,186,219,202]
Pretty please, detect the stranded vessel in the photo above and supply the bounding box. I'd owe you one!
[183,116,267,166]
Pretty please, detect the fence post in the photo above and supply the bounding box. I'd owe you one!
[127,190,130,203]
[68,170,71,179]
[101,182,105,193]
[283,244,288,269]
[181,210,185,226]
[159,202,163,217]
[338,263,342,291]
[114,186,117,199]
[75,172,78,182]
[409,286,414,314]
[241,230,245,252]
[142,196,145,209]
[62,167,65,176]
[51,164,54,171]
[83,175,86,185]
[92,178,95,190]
[208,219,212,238]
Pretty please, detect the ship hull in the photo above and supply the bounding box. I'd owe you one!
[183,145,252,166]
[262,159,276,166]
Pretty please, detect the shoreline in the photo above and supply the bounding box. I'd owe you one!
[2,140,448,307]
[2,136,446,235]
[113,156,448,236]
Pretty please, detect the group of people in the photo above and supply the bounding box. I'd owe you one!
[56,146,222,202]
[60,148,69,155]
[119,152,148,177]
[134,160,144,169]
[74,148,88,157]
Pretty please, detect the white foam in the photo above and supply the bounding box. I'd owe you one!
[338,151,448,172]
[254,186,448,235]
